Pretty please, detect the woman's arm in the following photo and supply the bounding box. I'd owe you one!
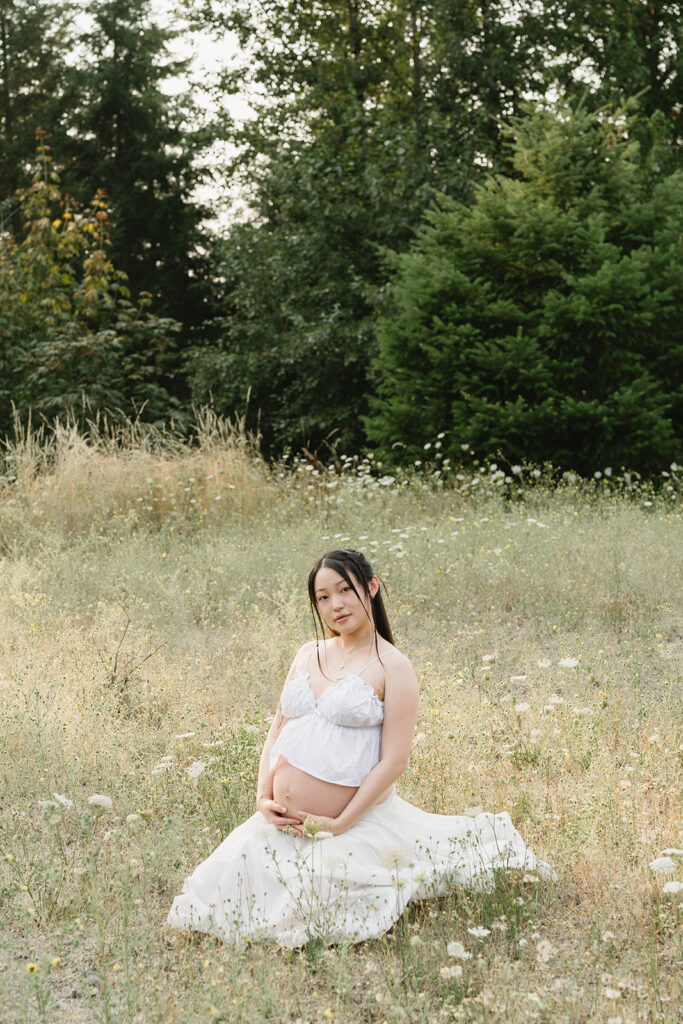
[294,653,419,835]
[255,641,316,828]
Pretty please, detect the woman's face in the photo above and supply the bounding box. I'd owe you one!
[313,565,378,637]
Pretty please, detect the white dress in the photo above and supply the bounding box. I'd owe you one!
[167,661,554,948]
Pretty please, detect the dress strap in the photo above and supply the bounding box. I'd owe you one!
[357,648,396,675]
[305,643,318,668]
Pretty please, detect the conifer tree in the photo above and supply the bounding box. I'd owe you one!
[0,1,71,234]
[58,0,209,323]
[366,103,682,474]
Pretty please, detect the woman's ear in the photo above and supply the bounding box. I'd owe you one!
[369,576,380,599]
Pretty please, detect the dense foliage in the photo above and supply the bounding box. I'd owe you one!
[366,104,683,474]
[0,1,681,468]
[0,139,183,433]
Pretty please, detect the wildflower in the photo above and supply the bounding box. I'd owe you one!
[603,988,621,1000]
[313,831,334,841]
[559,657,579,668]
[481,653,496,663]
[303,816,329,837]
[88,794,113,810]
[535,939,556,964]
[537,659,552,668]
[440,964,463,980]
[649,856,676,874]
[50,957,61,967]
[601,931,615,942]
[187,761,206,780]
[174,732,195,739]
[323,1010,333,1019]
[662,881,683,895]
[468,926,490,939]
[660,848,683,856]
[511,465,522,475]
[27,963,37,974]
[126,813,141,824]
[510,675,528,683]
[53,793,74,809]
[447,941,472,959]
[514,702,531,713]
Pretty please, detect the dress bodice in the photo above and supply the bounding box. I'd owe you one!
[279,668,384,728]
[269,650,389,787]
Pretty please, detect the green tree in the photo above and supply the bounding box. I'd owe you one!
[57,0,210,324]
[366,102,682,474]
[0,1,72,233]
[187,1,551,453]
[547,1,682,165]
[0,136,183,434]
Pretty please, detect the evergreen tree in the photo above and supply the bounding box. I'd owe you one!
[366,102,682,474]
[0,1,71,234]
[58,0,209,324]
[187,1,551,453]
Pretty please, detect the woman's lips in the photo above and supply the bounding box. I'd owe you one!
[335,614,350,623]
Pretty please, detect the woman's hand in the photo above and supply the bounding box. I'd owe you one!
[256,797,304,835]
[297,813,345,838]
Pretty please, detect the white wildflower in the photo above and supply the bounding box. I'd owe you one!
[559,657,579,668]
[187,761,206,780]
[174,732,195,739]
[537,659,552,668]
[603,988,621,1000]
[125,814,141,825]
[467,926,490,939]
[662,880,683,895]
[53,793,74,809]
[88,794,113,810]
[660,848,683,856]
[649,856,676,874]
[313,831,334,841]
[514,702,531,713]
[535,939,556,964]
[510,675,528,683]
[481,653,496,663]
[447,941,472,960]
[547,694,565,704]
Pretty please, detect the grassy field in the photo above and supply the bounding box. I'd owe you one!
[0,424,681,1023]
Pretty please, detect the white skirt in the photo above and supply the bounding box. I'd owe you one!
[167,794,554,948]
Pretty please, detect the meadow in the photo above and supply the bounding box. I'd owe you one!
[0,420,681,1023]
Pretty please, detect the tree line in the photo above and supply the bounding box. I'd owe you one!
[1,1,681,473]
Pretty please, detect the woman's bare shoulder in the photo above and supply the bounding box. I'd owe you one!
[380,644,416,679]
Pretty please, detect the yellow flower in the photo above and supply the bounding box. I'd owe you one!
[27,963,37,973]
[323,1011,333,1020]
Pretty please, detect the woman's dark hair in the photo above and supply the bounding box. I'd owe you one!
[307,549,393,651]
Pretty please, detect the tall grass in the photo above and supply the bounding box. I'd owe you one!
[0,409,271,545]
[0,419,680,1023]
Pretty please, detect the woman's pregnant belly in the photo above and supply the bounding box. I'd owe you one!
[272,756,357,820]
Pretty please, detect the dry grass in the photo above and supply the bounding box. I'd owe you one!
[0,409,271,544]
[0,431,680,1023]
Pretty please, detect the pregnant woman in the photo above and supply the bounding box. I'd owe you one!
[167,549,553,947]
